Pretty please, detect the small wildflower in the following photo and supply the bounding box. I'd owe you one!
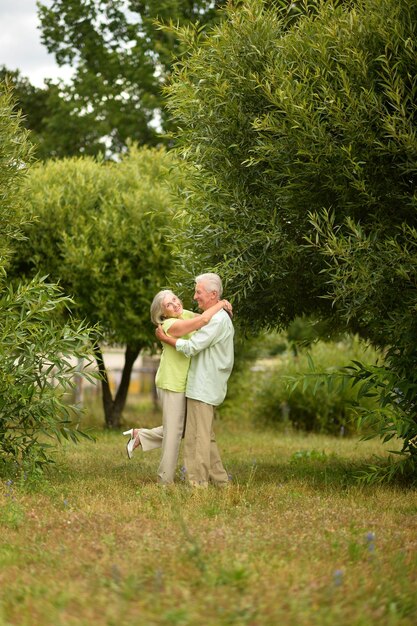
[5,479,14,499]
[365,531,376,553]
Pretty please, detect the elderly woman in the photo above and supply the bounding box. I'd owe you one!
[123,289,231,485]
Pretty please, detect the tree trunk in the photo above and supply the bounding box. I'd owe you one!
[92,342,142,429]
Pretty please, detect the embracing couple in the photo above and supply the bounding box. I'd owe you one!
[123,273,234,488]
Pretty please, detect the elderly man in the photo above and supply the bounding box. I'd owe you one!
[156,273,234,487]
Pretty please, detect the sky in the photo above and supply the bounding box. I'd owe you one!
[0,0,73,87]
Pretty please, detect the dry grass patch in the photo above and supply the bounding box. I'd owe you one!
[0,423,416,625]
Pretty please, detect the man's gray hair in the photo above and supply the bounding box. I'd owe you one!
[150,289,175,326]
[195,273,223,298]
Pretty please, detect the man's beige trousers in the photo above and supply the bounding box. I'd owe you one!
[184,398,229,487]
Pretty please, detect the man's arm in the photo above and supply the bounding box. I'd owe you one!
[175,316,223,357]
[156,313,224,357]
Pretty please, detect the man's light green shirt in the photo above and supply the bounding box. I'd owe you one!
[155,310,194,392]
[176,309,234,406]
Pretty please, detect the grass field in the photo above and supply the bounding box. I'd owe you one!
[1,407,416,626]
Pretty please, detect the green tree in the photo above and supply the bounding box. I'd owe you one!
[11,145,178,428]
[14,0,227,157]
[165,0,417,479]
[0,68,48,152]
[0,66,107,160]
[165,0,331,330]
[0,85,35,265]
[0,84,96,473]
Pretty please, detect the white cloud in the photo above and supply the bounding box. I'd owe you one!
[0,0,73,87]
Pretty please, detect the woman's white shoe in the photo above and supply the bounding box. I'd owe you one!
[123,428,140,459]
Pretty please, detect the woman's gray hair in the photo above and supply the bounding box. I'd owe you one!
[195,273,223,298]
[150,289,176,326]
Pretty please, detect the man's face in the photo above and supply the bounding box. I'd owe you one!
[194,280,217,311]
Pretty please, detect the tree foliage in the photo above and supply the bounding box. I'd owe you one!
[0,65,113,160]
[9,0,226,157]
[166,0,332,330]
[165,0,417,480]
[10,145,178,427]
[166,0,417,331]
[0,85,33,263]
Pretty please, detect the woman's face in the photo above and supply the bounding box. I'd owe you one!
[162,293,183,318]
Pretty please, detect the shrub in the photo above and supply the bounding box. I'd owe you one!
[252,337,381,435]
[0,277,97,476]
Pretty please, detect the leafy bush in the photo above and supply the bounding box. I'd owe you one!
[0,277,97,476]
[341,359,417,483]
[251,337,381,435]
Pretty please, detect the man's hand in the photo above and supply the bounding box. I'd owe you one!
[222,299,233,318]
